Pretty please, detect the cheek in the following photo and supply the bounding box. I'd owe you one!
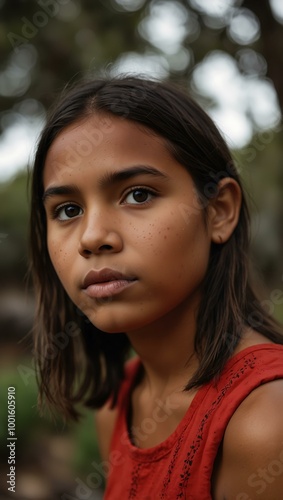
[153,219,210,283]
[47,235,69,282]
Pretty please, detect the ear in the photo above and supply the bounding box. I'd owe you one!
[208,178,242,244]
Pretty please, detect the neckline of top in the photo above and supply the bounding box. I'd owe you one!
[123,343,283,461]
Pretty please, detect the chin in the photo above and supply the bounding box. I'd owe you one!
[98,325,127,334]
[87,315,143,335]
[85,313,128,334]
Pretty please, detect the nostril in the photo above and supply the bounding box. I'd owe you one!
[78,230,122,255]
[98,244,113,251]
[82,248,92,256]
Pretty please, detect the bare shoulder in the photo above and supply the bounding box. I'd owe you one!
[94,403,119,462]
[214,379,283,500]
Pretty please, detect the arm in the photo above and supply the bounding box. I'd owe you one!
[214,379,283,500]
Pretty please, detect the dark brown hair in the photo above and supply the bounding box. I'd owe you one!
[30,76,283,420]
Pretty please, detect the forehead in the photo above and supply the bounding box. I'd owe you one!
[43,114,175,184]
[47,114,167,158]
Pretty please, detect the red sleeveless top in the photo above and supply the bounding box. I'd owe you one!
[104,344,283,499]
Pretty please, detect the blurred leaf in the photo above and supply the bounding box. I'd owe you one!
[0,171,29,286]
[0,358,62,459]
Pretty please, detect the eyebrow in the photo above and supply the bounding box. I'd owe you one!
[98,165,169,188]
[42,184,80,203]
[43,165,169,203]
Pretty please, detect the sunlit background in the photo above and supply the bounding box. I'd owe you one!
[1,0,283,181]
[0,0,283,499]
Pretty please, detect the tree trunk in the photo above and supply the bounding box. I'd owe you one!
[244,0,283,113]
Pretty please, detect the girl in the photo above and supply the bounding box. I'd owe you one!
[30,76,283,499]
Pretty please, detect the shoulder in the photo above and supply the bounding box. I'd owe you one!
[214,379,283,500]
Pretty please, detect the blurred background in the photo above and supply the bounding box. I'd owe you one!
[0,0,283,498]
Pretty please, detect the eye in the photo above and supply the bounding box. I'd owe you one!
[54,203,83,221]
[123,188,155,205]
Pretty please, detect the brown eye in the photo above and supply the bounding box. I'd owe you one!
[132,189,149,203]
[55,204,83,221]
[124,188,155,205]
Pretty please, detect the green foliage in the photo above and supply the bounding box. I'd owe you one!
[0,358,59,459]
[0,357,100,477]
[0,171,29,285]
[0,171,29,227]
[70,410,101,476]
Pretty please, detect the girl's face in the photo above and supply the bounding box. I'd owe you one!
[43,115,214,334]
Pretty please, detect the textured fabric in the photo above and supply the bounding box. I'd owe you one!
[104,344,283,499]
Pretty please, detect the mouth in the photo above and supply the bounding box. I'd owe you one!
[82,268,137,299]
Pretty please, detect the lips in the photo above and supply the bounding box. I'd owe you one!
[82,268,137,299]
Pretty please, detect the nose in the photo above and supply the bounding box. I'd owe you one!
[78,210,123,257]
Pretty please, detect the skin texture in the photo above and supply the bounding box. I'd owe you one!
[43,115,240,345]
[213,378,283,500]
[42,114,283,499]
[44,115,214,338]
[43,114,242,394]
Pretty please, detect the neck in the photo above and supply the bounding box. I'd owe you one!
[126,299,199,397]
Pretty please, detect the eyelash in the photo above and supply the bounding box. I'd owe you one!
[50,187,157,221]
[51,203,83,221]
[121,186,157,205]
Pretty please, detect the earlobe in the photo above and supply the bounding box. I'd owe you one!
[210,178,242,244]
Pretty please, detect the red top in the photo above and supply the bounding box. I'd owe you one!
[104,344,283,499]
